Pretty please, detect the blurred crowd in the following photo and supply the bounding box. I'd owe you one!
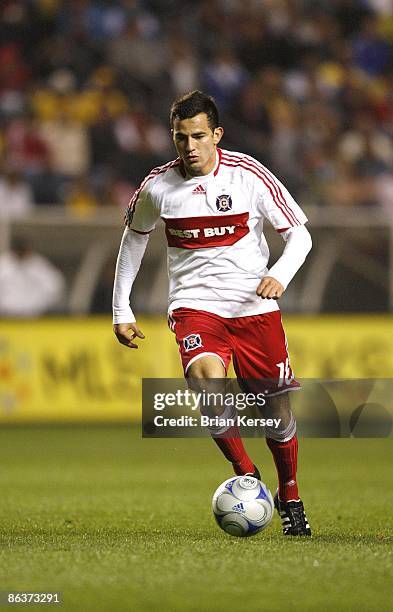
[0,0,392,219]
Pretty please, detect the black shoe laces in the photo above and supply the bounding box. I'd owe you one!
[287,504,306,529]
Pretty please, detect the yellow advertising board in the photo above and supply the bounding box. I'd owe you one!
[0,315,392,423]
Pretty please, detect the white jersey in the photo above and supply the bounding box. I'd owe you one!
[125,148,308,318]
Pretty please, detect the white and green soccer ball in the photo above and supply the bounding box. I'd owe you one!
[212,475,274,537]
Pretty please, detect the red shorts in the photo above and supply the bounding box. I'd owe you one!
[168,308,300,396]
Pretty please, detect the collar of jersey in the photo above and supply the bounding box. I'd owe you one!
[179,148,222,181]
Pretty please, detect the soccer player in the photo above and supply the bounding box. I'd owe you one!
[113,91,312,536]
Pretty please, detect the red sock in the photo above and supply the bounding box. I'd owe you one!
[212,424,255,476]
[266,435,299,502]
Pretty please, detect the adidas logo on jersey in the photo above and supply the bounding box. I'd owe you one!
[192,184,206,194]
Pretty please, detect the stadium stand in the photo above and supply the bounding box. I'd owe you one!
[0,0,391,314]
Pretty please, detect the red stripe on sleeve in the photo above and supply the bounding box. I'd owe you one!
[221,160,297,227]
[221,153,300,226]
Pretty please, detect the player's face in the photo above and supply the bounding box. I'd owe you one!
[172,113,223,176]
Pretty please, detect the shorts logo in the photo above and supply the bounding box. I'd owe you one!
[216,194,232,212]
[183,333,203,352]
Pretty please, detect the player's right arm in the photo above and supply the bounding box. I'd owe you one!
[112,229,149,349]
[112,178,159,349]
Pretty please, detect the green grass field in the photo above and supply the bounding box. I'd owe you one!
[0,426,392,611]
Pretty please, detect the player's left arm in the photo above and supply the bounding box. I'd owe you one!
[256,225,312,299]
[254,164,312,299]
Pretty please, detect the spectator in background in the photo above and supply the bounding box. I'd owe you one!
[4,115,50,177]
[0,236,65,317]
[89,106,122,172]
[0,0,391,211]
[108,18,168,88]
[0,43,31,118]
[375,172,393,215]
[0,166,34,218]
[167,38,199,96]
[338,110,393,174]
[113,106,171,182]
[352,15,392,76]
[64,174,98,218]
[38,110,90,178]
[202,48,248,111]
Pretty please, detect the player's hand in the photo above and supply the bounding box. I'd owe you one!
[256,276,284,300]
[113,323,145,349]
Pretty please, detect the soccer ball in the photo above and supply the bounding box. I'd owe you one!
[212,475,274,537]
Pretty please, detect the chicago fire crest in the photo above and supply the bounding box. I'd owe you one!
[183,333,203,352]
[216,194,232,212]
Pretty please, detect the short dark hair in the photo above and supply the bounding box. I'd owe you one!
[170,90,219,130]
